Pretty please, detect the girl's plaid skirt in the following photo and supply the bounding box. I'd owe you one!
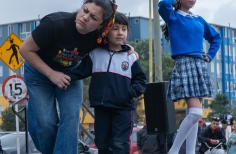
[166,56,213,102]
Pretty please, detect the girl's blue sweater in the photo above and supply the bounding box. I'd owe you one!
[158,0,221,62]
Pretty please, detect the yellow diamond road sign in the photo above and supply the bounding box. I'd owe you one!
[0,33,25,72]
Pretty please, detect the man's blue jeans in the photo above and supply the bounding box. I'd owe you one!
[24,62,82,154]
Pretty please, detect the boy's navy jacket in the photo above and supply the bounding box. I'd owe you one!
[67,45,146,110]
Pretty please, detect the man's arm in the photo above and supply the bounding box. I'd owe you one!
[198,127,211,143]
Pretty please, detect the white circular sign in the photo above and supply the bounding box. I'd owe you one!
[2,75,28,104]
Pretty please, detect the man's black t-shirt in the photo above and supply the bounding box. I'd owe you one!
[32,12,98,70]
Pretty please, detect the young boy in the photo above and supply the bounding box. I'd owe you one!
[66,12,146,154]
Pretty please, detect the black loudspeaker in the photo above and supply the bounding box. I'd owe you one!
[144,81,176,135]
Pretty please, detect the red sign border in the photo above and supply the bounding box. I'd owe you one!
[2,75,28,104]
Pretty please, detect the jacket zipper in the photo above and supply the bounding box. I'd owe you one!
[101,51,117,105]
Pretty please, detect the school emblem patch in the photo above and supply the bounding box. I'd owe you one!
[121,61,129,71]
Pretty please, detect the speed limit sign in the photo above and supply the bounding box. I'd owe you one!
[2,75,28,104]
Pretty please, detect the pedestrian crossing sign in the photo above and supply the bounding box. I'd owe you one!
[0,33,25,72]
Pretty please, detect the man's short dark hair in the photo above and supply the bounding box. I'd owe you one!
[221,119,228,124]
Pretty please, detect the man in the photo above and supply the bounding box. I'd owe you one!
[221,119,228,135]
[198,117,226,154]
[220,119,228,151]
[198,118,206,135]
[137,117,161,154]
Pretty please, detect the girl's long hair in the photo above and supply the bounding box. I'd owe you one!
[162,1,181,40]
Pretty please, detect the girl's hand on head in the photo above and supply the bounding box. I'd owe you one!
[48,70,71,90]
[126,44,139,59]
[202,49,209,62]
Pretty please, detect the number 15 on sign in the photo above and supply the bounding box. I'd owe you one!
[2,75,28,104]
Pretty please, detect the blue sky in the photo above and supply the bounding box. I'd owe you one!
[0,0,235,28]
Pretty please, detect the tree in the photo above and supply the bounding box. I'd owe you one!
[207,93,230,120]
[0,105,26,131]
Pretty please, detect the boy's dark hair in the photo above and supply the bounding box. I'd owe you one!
[83,0,114,25]
[114,12,129,30]
[162,0,181,40]
[221,119,227,124]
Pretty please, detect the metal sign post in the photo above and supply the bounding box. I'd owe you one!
[2,75,28,154]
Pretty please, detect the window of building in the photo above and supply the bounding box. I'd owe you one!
[217,63,222,78]
[217,81,222,92]
[0,105,3,117]
[216,49,221,60]
[230,82,233,92]
[0,66,3,77]
[233,30,236,44]
[9,69,16,76]
[0,26,2,37]
[226,63,228,74]
[8,25,13,36]
[226,81,229,92]
[202,99,208,109]
[134,19,139,24]
[19,22,31,40]
[234,64,236,78]
[211,80,214,90]
[211,62,214,73]
[225,28,228,38]
[230,64,232,74]
[233,47,236,61]
[225,45,228,56]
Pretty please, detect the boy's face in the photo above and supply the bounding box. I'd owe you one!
[107,23,128,48]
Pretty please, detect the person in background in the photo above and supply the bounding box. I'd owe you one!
[198,118,206,135]
[227,130,236,154]
[221,119,228,135]
[198,117,226,154]
[227,112,232,124]
[137,117,161,154]
[221,119,228,151]
[66,11,146,154]
[158,0,221,153]
[226,117,236,142]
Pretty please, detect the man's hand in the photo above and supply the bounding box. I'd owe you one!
[231,140,235,144]
[210,139,219,145]
[138,150,143,154]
